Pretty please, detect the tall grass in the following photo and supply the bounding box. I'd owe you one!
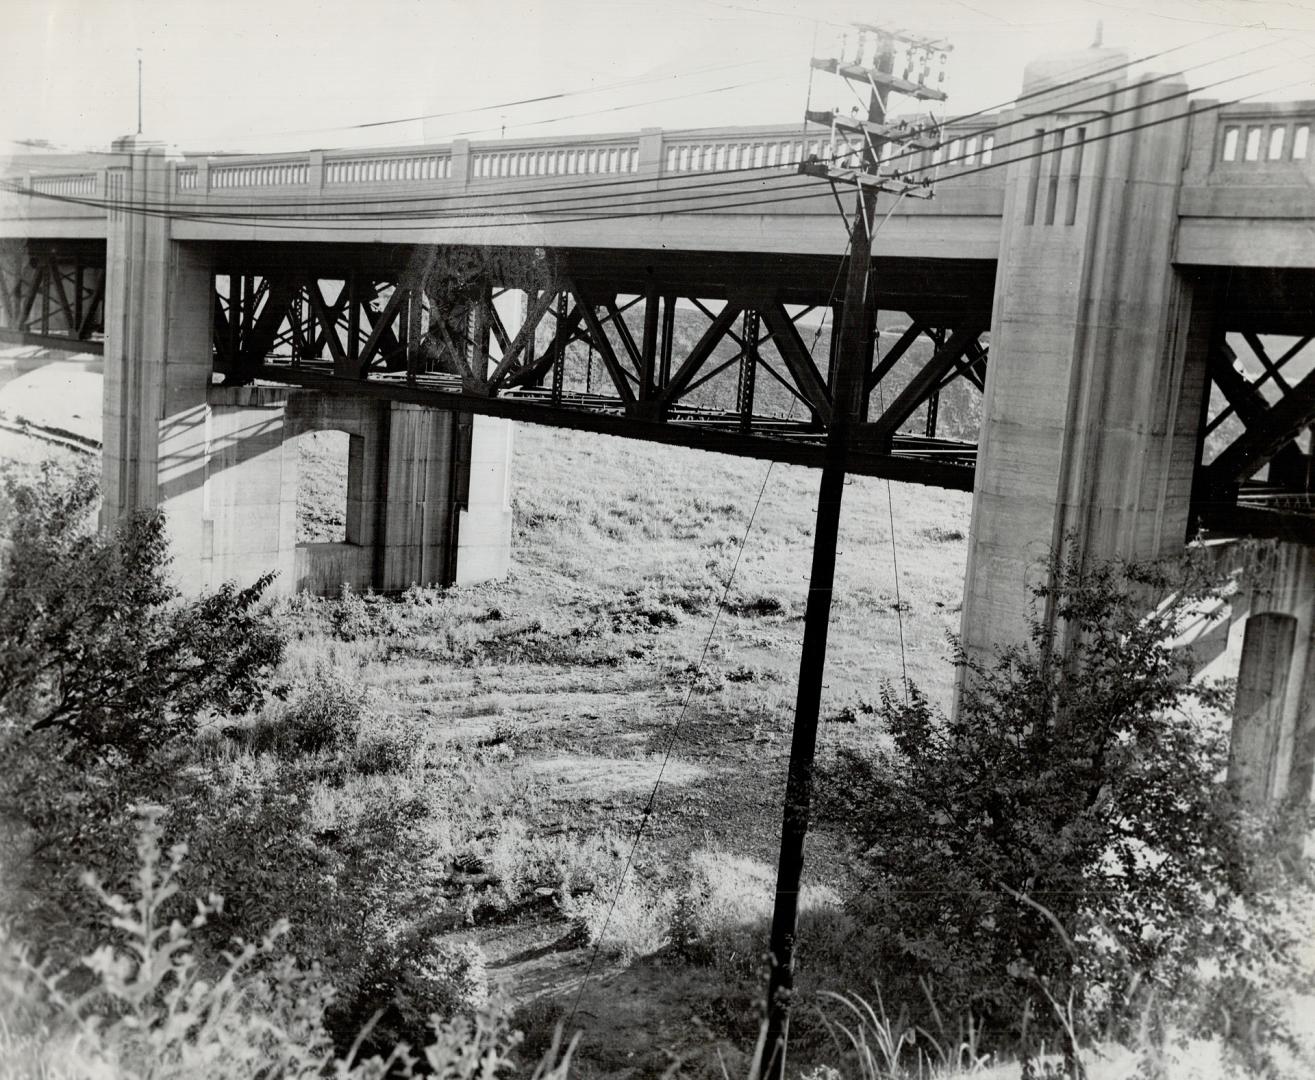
[0,808,575,1080]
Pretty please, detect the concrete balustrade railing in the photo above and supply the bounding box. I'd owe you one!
[3,119,1005,206]
[210,160,309,188]
[470,142,639,179]
[325,152,451,184]
[662,132,822,172]
[1183,100,1315,182]
[3,104,1311,241]
[1216,111,1311,167]
[29,172,98,195]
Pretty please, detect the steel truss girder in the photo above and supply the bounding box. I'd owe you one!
[0,241,105,350]
[1194,329,1315,545]
[210,263,991,487]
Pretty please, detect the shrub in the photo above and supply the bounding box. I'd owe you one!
[486,823,621,910]
[0,727,192,969]
[0,809,574,1080]
[352,719,426,775]
[335,929,489,1058]
[569,875,677,964]
[239,665,371,758]
[820,551,1307,1071]
[0,463,284,761]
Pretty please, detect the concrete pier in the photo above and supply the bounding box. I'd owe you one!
[961,50,1212,657]
[1227,542,1315,803]
[101,137,512,597]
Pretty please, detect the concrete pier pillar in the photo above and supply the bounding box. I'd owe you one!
[960,50,1210,659]
[1229,612,1297,802]
[1230,541,1315,804]
[102,136,217,586]
[100,140,515,597]
[382,403,461,590]
[455,416,514,585]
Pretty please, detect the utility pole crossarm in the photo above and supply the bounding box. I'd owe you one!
[805,110,941,150]
[809,57,948,101]
[797,161,934,197]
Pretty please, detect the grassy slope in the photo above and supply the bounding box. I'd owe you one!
[1,377,974,1075]
[280,420,973,1074]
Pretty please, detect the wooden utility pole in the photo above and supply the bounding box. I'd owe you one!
[762,25,948,1078]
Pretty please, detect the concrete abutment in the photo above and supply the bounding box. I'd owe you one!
[101,136,512,599]
[959,50,1314,803]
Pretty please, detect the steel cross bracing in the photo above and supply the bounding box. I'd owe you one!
[0,239,106,353]
[213,252,988,490]
[1194,328,1315,545]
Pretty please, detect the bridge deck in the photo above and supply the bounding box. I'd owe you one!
[3,101,1311,267]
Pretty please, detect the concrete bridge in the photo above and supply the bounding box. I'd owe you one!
[2,47,1312,803]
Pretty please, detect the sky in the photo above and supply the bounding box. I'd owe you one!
[2,0,1314,156]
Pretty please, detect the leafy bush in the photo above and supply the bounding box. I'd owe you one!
[569,875,677,964]
[352,719,426,775]
[0,809,574,1080]
[0,466,470,1049]
[237,665,371,758]
[820,551,1308,1070]
[0,726,192,968]
[0,463,284,761]
[485,822,621,911]
[337,929,489,1058]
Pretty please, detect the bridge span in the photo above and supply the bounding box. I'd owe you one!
[1,46,1312,805]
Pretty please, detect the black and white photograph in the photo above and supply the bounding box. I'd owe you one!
[1,1,1313,1076]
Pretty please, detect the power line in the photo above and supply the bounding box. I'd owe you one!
[2,31,1213,169]
[1,32,1256,232]
[0,177,837,233]
[3,155,818,211]
[831,34,1273,179]
[918,62,1315,188]
[3,72,1301,240]
[3,49,1310,243]
[188,51,800,144]
[567,209,856,1032]
[7,41,1297,226]
[0,172,827,228]
[15,36,1239,216]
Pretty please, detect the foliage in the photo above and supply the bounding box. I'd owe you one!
[569,875,677,964]
[0,809,574,1080]
[0,467,489,1055]
[0,463,284,761]
[820,551,1309,1071]
[0,726,193,967]
[234,665,373,758]
[335,928,489,1060]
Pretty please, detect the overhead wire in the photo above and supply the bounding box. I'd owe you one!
[9,36,1308,230]
[0,177,833,231]
[919,61,1315,187]
[6,38,1233,213]
[202,28,1228,161]
[8,43,1310,237]
[6,58,1308,242]
[0,27,1222,180]
[566,213,859,1032]
[211,51,800,142]
[1,38,1310,273]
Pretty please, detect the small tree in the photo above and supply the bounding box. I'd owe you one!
[0,462,284,761]
[823,550,1304,1070]
[0,462,287,962]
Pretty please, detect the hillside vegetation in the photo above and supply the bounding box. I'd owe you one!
[3,413,1311,1080]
